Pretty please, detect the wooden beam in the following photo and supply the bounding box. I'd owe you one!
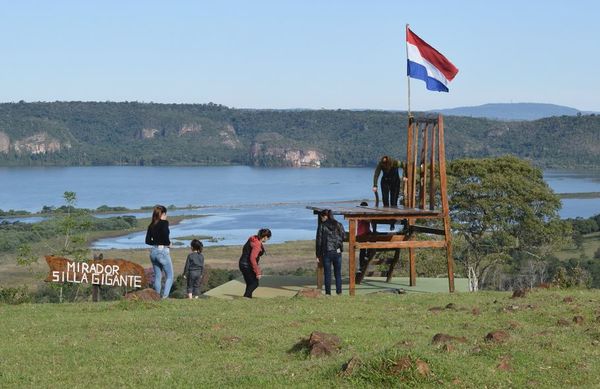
[429,121,436,210]
[348,218,357,296]
[406,119,414,208]
[437,114,455,293]
[355,240,446,249]
[315,214,323,291]
[412,124,419,208]
[409,247,416,286]
[317,261,323,291]
[419,123,428,209]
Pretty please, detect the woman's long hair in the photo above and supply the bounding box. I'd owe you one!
[319,209,339,222]
[380,155,392,171]
[150,205,167,227]
[320,209,343,235]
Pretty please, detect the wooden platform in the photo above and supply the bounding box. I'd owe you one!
[308,204,454,295]
[306,204,442,219]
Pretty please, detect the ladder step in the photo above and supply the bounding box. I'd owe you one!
[366,271,389,277]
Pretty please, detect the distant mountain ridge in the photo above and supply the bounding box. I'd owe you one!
[432,102,595,121]
[0,101,598,168]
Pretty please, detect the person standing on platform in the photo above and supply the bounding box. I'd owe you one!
[145,205,174,298]
[372,155,404,207]
[315,209,345,295]
[238,228,272,298]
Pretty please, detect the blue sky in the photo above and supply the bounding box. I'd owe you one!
[1,0,599,111]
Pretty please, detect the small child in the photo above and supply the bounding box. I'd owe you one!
[183,239,205,299]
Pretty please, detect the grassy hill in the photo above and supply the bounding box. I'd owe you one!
[0,101,599,168]
[1,288,599,387]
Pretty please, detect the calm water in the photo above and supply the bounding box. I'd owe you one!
[1,166,599,249]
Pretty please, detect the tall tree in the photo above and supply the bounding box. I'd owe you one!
[447,156,570,290]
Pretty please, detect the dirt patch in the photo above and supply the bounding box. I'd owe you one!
[339,356,361,377]
[124,288,160,301]
[485,330,510,343]
[389,357,430,377]
[295,288,321,298]
[511,289,528,298]
[432,333,467,345]
[290,331,341,358]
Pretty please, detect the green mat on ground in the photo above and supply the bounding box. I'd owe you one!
[204,276,469,299]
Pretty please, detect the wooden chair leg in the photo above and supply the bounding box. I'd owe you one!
[409,248,416,286]
[316,261,324,290]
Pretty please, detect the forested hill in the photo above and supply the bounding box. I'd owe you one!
[0,101,598,168]
[434,102,583,121]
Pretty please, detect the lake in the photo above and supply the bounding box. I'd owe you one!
[1,166,599,249]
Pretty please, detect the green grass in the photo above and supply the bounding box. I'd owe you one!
[1,289,600,387]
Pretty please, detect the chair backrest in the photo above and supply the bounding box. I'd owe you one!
[405,114,449,216]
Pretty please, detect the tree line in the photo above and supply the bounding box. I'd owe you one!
[0,101,598,168]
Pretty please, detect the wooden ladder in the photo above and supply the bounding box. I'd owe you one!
[355,247,401,283]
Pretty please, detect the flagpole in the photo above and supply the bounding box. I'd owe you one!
[406,23,412,119]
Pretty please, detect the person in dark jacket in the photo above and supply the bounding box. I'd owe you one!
[145,205,173,298]
[315,209,345,295]
[372,155,405,207]
[238,228,272,298]
[183,239,204,299]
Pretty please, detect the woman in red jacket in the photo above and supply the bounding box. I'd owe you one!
[238,228,272,298]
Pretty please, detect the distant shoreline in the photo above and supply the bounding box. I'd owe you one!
[558,192,600,199]
[0,199,369,219]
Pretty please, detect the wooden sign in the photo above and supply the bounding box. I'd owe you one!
[45,256,146,289]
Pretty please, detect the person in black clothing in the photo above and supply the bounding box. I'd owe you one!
[315,209,345,295]
[372,155,404,207]
[238,228,271,298]
[183,239,204,299]
[145,205,173,298]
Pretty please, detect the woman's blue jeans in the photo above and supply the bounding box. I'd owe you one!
[323,250,342,295]
[150,247,173,298]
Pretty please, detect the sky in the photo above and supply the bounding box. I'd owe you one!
[1,0,599,112]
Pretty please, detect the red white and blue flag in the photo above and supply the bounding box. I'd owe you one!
[406,26,458,92]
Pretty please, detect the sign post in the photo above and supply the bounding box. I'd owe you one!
[45,256,147,297]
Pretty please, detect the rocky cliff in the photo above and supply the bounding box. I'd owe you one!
[12,132,69,154]
[251,142,323,167]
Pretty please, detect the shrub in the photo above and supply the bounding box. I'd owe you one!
[0,285,32,304]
